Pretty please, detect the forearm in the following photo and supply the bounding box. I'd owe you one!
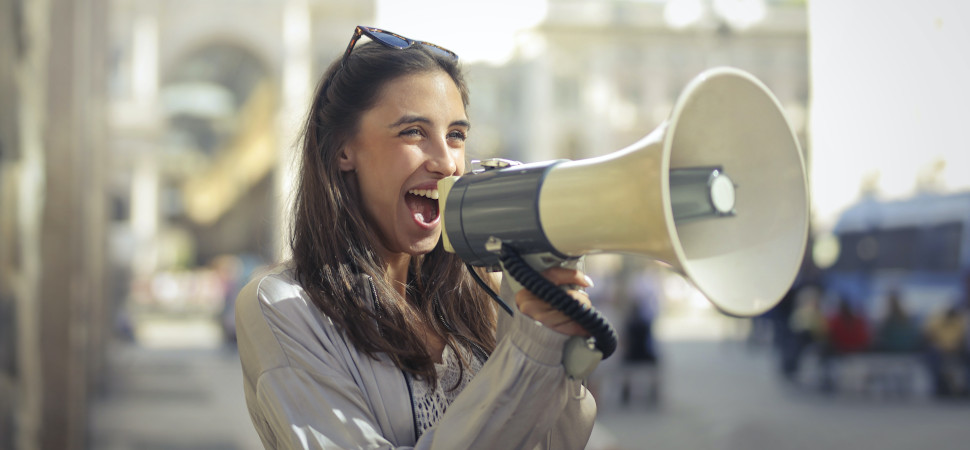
[416,312,595,450]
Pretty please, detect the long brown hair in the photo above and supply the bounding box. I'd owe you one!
[290,41,497,387]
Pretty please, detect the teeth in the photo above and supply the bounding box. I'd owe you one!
[409,189,440,200]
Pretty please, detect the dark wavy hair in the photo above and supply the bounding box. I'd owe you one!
[290,41,497,388]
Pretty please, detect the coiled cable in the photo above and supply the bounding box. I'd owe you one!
[497,244,618,359]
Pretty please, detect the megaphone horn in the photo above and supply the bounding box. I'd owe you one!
[438,67,809,318]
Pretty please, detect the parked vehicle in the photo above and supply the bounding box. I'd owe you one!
[819,191,970,321]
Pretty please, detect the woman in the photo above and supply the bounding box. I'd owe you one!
[235,26,597,449]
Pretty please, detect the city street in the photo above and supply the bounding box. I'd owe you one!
[591,341,970,450]
[89,317,970,450]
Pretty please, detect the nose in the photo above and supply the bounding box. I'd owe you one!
[425,137,460,176]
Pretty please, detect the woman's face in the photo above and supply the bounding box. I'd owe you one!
[341,70,467,259]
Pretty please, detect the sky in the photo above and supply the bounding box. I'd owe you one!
[809,0,970,229]
[375,0,549,65]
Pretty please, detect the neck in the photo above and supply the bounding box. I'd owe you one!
[381,250,444,363]
[383,252,411,298]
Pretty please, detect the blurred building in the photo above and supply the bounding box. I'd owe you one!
[106,0,374,284]
[466,0,808,166]
[0,0,807,448]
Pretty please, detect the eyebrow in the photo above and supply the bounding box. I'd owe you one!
[388,114,471,130]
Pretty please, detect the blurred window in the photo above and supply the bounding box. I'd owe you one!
[833,222,963,273]
[873,227,917,270]
[833,231,868,271]
[915,222,962,272]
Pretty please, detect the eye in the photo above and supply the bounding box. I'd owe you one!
[400,128,424,138]
[447,129,468,142]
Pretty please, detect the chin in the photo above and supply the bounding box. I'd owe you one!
[409,243,437,256]
[408,234,442,256]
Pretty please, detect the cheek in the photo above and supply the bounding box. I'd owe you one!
[354,167,387,204]
[360,160,410,205]
[362,175,398,209]
[456,151,467,174]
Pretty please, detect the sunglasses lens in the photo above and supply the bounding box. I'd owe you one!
[372,31,410,49]
[423,45,458,61]
[354,27,458,61]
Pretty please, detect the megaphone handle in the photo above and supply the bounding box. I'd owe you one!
[497,244,617,379]
[498,256,602,379]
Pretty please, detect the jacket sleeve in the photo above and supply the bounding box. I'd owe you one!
[416,311,596,449]
[412,301,597,449]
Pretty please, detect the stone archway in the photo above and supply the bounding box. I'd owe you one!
[158,43,278,266]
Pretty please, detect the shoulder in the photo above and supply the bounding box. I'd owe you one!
[237,264,341,326]
[238,264,304,307]
[236,265,309,335]
[235,264,346,374]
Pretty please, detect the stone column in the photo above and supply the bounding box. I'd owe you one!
[38,0,109,447]
[0,0,109,448]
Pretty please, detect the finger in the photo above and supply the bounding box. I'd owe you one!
[539,267,593,289]
[568,289,592,307]
[517,290,593,337]
[515,285,589,312]
[515,277,592,313]
[517,296,550,318]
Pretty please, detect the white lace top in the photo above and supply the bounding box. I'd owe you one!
[409,344,484,438]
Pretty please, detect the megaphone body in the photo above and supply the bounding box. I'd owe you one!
[438,67,809,320]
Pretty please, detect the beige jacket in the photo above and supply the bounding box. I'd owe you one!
[235,265,596,449]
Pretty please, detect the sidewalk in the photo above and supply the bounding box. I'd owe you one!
[89,317,261,450]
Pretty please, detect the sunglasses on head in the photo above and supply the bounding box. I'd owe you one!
[342,25,459,65]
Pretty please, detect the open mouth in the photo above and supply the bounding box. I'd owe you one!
[405,188,440,225]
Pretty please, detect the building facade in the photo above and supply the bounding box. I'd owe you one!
[465,0,808,165]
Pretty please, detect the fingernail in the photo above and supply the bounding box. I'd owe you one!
[583,275,595,288]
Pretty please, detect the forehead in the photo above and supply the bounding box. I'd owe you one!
[370,70,466,118]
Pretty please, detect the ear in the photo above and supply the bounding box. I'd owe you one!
[337,145,357,172]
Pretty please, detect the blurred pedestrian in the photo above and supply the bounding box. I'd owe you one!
[212,254,244,346]
[923,301,968,397]
[819,297,870,391]
[826,297,871,353]
[619,270,661,405]
[873,291,921,353]
[781,285,826,379]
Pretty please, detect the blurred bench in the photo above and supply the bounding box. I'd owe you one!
[797,350,932,397]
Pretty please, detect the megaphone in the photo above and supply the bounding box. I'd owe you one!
[438,66,808,335]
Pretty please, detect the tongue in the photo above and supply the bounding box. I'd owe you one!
[405,194,438,224]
